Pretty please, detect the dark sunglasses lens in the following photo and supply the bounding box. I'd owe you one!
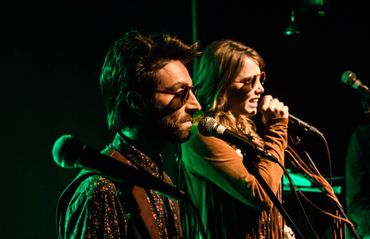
[251,76,257,87]
[181,87,191,103]
[260,72,266,85]
[192,86,198,96]
[252,73,266,87]
[180,86,197,104]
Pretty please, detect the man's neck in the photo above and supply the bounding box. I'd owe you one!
[120,127,166,160]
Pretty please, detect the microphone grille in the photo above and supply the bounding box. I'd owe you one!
[52,134,84,168]
[341,70,357,86]
[198,116,217,136]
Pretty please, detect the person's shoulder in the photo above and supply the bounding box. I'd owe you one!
[58,172,121,214]
[77,174,118,197]
[65,172,119,203]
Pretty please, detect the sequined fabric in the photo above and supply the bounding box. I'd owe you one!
[57,132,182,238]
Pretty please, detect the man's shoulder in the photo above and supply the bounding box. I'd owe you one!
[72,172,118,199]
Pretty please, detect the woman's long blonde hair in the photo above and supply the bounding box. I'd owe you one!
[194,39,265,146]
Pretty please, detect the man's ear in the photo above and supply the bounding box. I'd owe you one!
[126,91,147,116]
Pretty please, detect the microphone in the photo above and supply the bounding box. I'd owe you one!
[198,117,278,162]
[341,70,370,99]
[289,114,323,136]
[52,134,187,201]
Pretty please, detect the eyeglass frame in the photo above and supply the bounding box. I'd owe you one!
[234,71,266,88]
[155,85,198,107]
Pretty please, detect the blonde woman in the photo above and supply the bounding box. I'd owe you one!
[181,39,289,239]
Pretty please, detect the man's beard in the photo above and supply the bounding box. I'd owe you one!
[160,117,192,143]
[147,105,192,143]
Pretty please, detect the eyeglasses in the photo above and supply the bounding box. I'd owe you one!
[235,71,266,88]
[156,85,198,108]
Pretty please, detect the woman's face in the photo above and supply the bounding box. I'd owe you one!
[225,56,265,118]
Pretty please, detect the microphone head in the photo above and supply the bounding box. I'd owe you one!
[341,70,357,86]
[52,134,84,168]
[198,116,218,136]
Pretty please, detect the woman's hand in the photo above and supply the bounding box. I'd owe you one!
[259,94,289,125]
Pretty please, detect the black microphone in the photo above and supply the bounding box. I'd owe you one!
[52,134,187,201]
[198,117,278,162]
[289,114,323,136]
[341,70,370,99]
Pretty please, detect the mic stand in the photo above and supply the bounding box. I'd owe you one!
[241,147,306,239]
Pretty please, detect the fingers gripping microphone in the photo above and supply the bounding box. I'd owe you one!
[198,117,278,162]
[52,134,187,201]
[341,70,370,99]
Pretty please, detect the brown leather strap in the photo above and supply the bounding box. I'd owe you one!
[163,173,182,236]
[102,148,161,239]
[131,185,161,239]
